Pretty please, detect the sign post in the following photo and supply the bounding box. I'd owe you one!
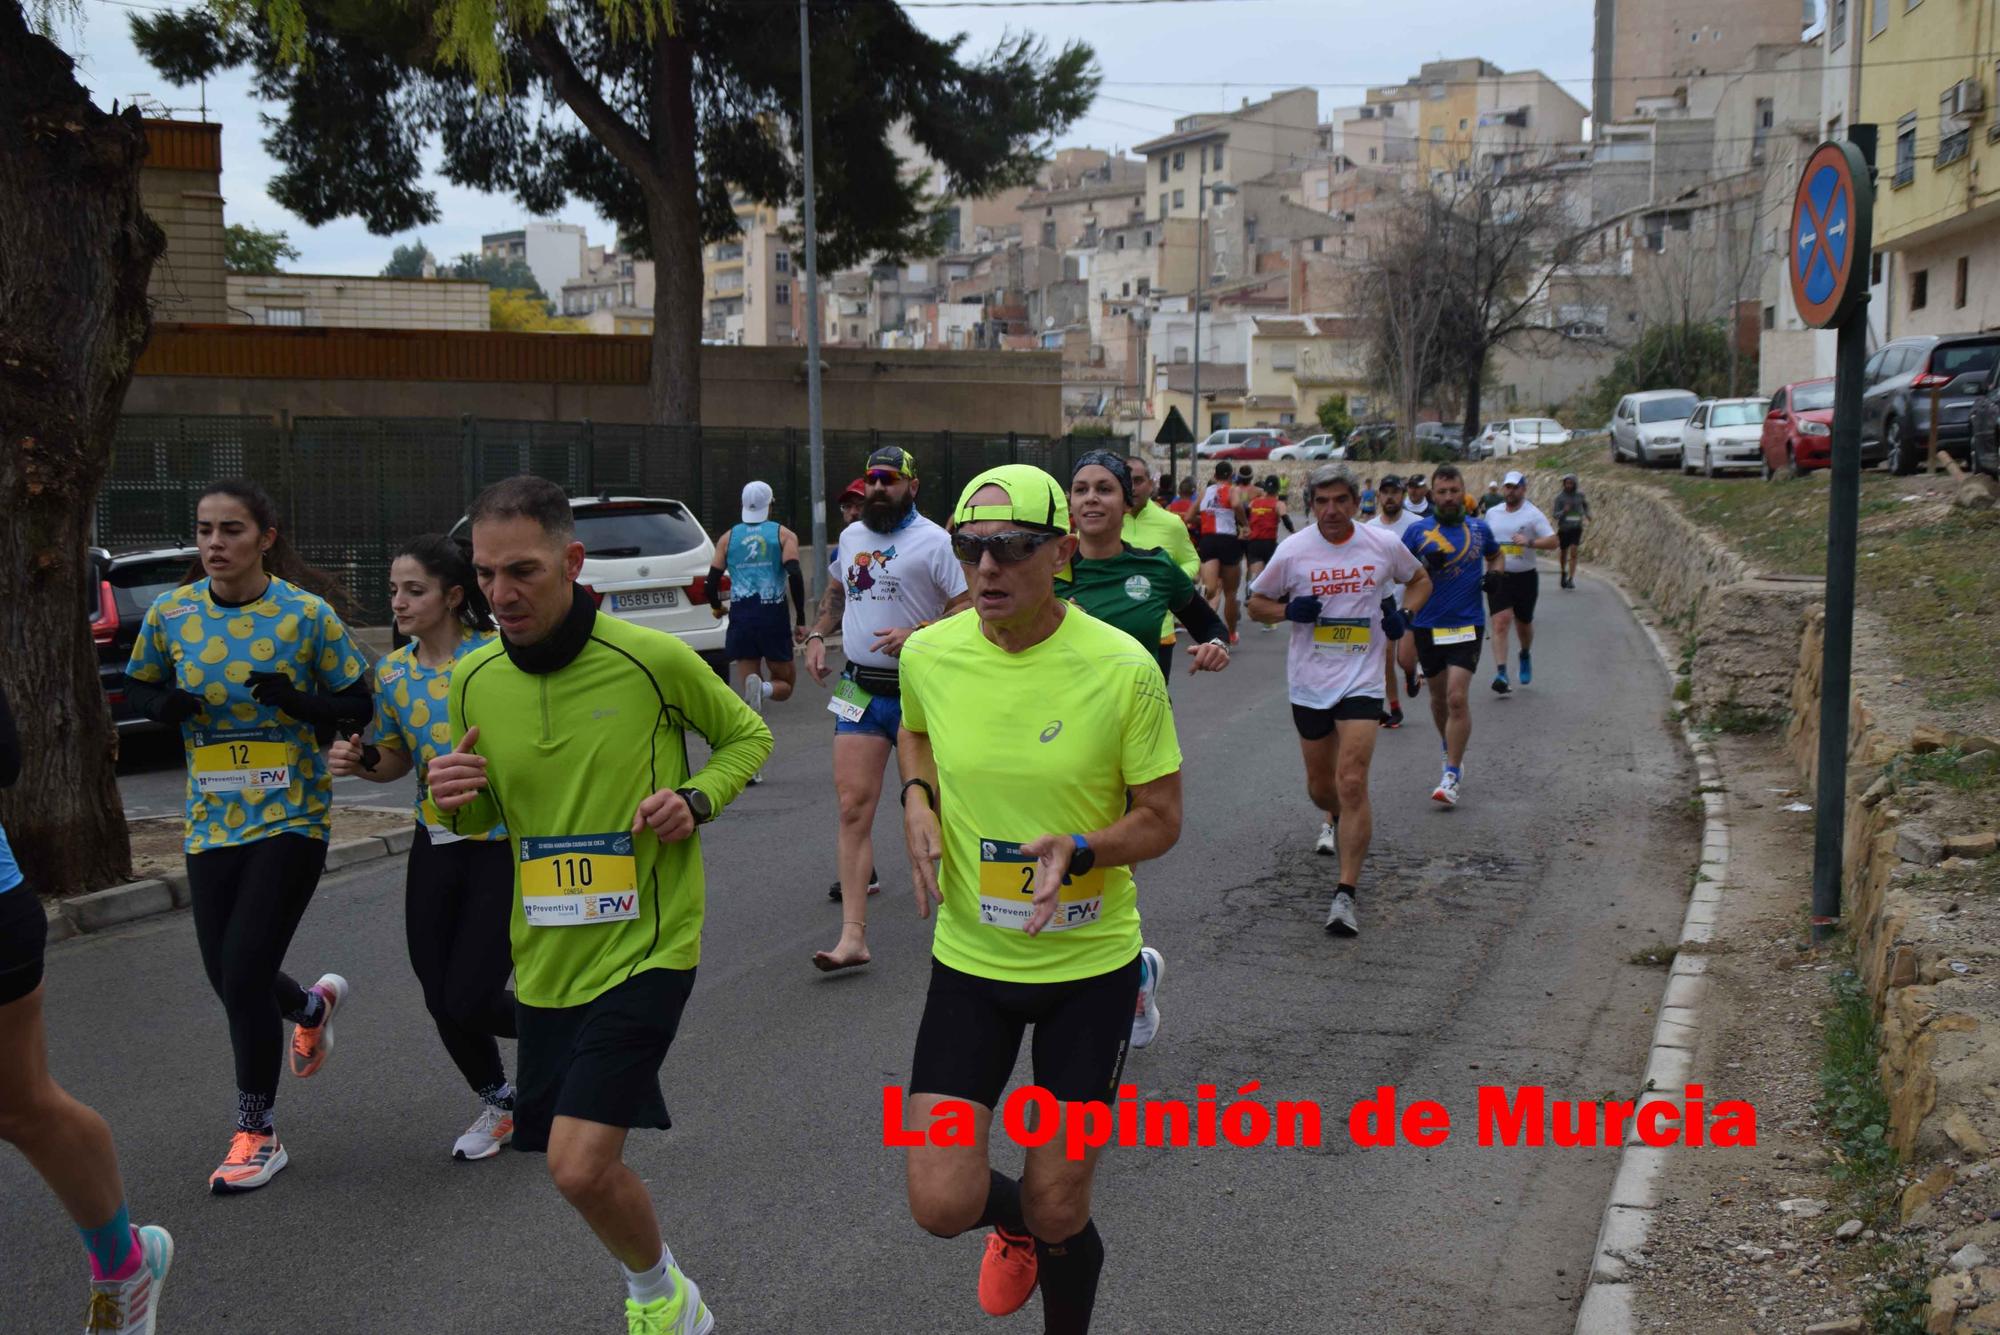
[1788,133,1874,943]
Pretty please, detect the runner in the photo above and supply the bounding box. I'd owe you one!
[805,477,882,900]
[123,479,370,1194]
[427,474,769,1334]
[1120,453,1202,677]
[1477,480,1504,516]
[1552,472,1591,589]
[1400,465,1505,808]
[1196,461,1249,643]
[1367,474,1422,731]
[1403,473,1432,518]
[1248,466,1429,935]
[802,446,970,971]
[1243,476,1293,633]
[1481,470,1557,695]
[0,683,175,1332]
[898,463,1183,1335]
[327,534,518,1161]
[709,480,806,784]
[1167,477,1198,536]
[1359,477,1376,518]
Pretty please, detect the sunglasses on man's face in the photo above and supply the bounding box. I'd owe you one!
[951,529,1062,566]
[865,470,902,486]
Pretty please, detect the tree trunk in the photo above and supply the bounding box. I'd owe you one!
[647,32,703,427]
[1462,354,1484,457]
[0,3,162,896]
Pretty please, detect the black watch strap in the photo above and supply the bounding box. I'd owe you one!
[675,787,714,825]
[900,777,937,810]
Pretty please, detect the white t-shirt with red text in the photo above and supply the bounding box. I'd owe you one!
[1251,522,1423,708]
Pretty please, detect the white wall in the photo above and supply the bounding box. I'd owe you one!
[523,224,587,305]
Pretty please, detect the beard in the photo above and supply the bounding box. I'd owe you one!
[863,492,916,534]
[1435,501,1466,524]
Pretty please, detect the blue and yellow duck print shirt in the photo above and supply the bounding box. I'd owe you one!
[126,577,367,854]
[369,630,505,841]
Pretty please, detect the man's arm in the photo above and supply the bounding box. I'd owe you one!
[897,724,945,917]
[1399,565,1433,618]
[1018,771,1183,936]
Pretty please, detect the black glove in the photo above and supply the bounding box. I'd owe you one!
[1285,595,1324,625]
[1421,547,1449,575]
[246,671,311,719]
[1379,595,1406,641]
[156,689,207,725]
[1482,570,1512,613]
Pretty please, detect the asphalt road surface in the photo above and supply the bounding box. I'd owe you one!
[12,569,1692,1333]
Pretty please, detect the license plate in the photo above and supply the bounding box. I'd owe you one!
[612,588,680,612]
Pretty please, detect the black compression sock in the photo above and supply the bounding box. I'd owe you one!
[975,1170,1026,1236]
[1337,882,1357,898]
[1035,1219,1104,1335]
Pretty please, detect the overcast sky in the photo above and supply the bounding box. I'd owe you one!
[60,0,1596,276]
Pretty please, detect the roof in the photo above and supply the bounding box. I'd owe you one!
[1134,88,1317,155]
[1162,362,1247,394]
[1252,313,1365,340]
[1244,394,1297,410]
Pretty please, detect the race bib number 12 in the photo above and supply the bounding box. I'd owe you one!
[191,728,291,794]
[520,833,640,926]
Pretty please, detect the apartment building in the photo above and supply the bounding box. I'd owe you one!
[1016,157,1149,251]
[562,246,654,319]
[1592,0,1806,126]
[228,273,489,330]
[480,223,587,304]
[1134,88,1321,224]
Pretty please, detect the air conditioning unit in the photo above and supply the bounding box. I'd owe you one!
[1949,79,1986,119]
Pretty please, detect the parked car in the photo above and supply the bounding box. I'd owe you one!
[1213,435,1279,460]
[1495,418,1572,457]
[1345,422,1399,460]
[1680,398,1769,477]
[1413,422,1464,448]
[449,495,727,664]
[89,545,198,731]
[1610,389,1700,466]
[1269,433,1342,461]
[1860,333,2000,474]
[1195,428,1290,458]
[1759,378,1835,478]
[1468,422,1509,459]
[1966,373,2000,478]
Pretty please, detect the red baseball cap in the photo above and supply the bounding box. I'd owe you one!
[839,477,866,502]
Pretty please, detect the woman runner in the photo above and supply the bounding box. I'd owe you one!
[328,535,520,1161]
[123,479,370,1194]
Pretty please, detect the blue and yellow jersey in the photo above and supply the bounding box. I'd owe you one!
[370,631,505,839]
[125,576,367,854]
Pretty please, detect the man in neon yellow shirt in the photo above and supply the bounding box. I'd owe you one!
[897,464,1184,1334]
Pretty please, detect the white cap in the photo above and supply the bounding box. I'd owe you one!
[741,480,773,523]
[1502,470,1526,486]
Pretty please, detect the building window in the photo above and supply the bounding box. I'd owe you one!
[1871,0,1887,36]
[1211,412,1230,429]
[1173,189,1185,208]
[265,307,304,326]
[1939,86,1972,165]
[1160,193,1169,219]
[1137,278,1150,296]
[775,282,791,305]
[1458,117,1468,130]
[1427,82,1444,100]
[1763,305,1776,330]
[1142,230,1152,245]
[1894,113,1917,186]
[1911,268,1929,310]
[1831,0,1846,46]
[1429,127,1444,142]
[1211,144,1224,170]
[1312,236,1324,252]
[1115,234,1126,251]
[1753,97,1774,163]
[1956,256,1969,308]
[1368,147,1378,162]
[1872,252,1885,284]
[775,252,790,273]
[1172,150,1185,171]
[1270,342,1296,370]
[1121,281,1131,297]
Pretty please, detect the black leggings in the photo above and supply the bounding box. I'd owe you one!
[187,833,328,1102]
[405,825,517,1096]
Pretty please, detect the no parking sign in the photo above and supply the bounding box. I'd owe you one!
[1790,140,1872,330]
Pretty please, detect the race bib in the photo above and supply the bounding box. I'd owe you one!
[976,838,1105,933]
[1500,543,1525,559]
[191,728,292,794]
[519,833,639,927]
[1312,617,1371,653]
[828,677,871,723]
[1431,625,1478,646]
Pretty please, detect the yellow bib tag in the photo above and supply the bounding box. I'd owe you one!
[519,834,640,926]
[1500,543,1525,559]
[1312,618,1370,651]
[976,838,1106,933]
[1431,625,1477,646]
[191,730,292,794]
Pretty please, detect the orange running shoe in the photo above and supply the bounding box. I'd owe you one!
[977,1227,1038,1317]
[208,1130,288,1195]
[289,972,348,1079]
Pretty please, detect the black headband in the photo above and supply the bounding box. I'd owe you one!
[1072,450,1133,505]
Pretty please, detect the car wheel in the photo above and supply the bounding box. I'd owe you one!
[1762,452,1776,481]
[1635,441,1648,467]
[1884,417,1913,475]
[1705,451,1719,479]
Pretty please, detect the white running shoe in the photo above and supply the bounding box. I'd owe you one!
[1314,821,1338,856]
[625,1268,714,1335]
[1324,890,1359,937]
[453,1103,515,1161]
[1431,769,1461,807]
[85,1224,173,1334]
[742,673,764,716]
[1131,946,1165,1049]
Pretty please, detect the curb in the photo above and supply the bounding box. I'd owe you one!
[1574,568,1731,1335]
[44,816,414,943]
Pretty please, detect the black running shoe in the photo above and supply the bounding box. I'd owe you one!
[1380,706,1403,729]
[827,869,883,901]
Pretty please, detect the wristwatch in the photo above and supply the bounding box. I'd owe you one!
[1069,834,1096,877]
[675,787,714,825]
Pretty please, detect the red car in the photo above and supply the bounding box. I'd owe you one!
[1214,434,1287,460]
[1759,378,1835,478]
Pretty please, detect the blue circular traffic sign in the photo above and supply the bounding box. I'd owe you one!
[1790,141,1871,329]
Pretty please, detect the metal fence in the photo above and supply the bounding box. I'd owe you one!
[101,415,1132,621]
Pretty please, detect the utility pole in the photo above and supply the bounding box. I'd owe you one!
[799,0,828,602]
[1190,149,1207,477]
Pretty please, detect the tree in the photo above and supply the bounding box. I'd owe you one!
[2,0,162,894]
[381,238,432,278]
[1360,191,1453,454]
[1315,393,1353,443]
[447,252,544,300]
[133,2,1098,426]
[223,221,300,274]
[489,287,584,333]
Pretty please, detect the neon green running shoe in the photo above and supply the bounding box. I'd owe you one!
[625,1270,714,1335]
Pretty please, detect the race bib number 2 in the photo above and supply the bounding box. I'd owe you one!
[976,838,1105,933]
[191,729,291,794]
[520,833,639,927]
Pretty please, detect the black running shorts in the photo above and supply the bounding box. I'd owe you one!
[1413,624,1485,678]
[1497,571,1540,625]
[1291,696,1386,739]
[0,886,47,1008]
[513,966,696,1153]
[1196,534,1243,566]
[1558,525,1583,551]
[909,955,1141,1110]
[1245,538,1278,565]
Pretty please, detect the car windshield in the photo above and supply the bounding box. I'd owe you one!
[1509,419,1563,435]
[1639,395,1699,423]
[1792,382,1835,411]
[575,503,708,558]
[1709,402,1763,426]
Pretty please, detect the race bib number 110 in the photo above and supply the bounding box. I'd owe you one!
[520,833,640,926]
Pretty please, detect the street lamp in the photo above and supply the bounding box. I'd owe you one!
[1188,160,1237,473]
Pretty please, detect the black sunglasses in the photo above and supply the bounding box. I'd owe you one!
[951,529,1062,565]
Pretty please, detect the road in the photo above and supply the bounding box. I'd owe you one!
[12,570,1692,1333]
